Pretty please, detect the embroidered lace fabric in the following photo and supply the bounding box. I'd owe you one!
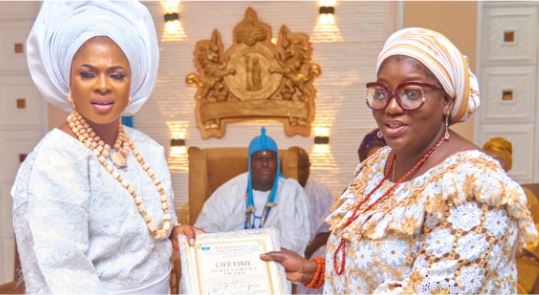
[324,147,538,294]
[11,128,177,294]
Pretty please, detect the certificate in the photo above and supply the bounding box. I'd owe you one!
[178,228,290,295]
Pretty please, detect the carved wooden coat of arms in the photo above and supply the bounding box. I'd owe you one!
[186,7,321,138]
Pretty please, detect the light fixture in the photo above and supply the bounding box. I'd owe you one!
[309,125,338,198]
[161,0,187,42]
[314,136,329,145]
[170,128,187,151]
[318,0,336,13]
[313,127,330,137]
[170,138,186,147]
[313,127,330,154]
[167,121,189,171]
[312,0,343,43]
[319,6,335,14]
[164,12,179,22]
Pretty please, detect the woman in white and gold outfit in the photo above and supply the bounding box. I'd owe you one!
[262,27,538,294]
[11,1,180,293]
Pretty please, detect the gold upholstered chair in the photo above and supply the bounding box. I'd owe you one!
[523,183,539,200]
[186,146,303,225]
[518,183,539,294]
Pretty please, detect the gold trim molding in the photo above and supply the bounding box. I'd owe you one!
[186,7,321,138]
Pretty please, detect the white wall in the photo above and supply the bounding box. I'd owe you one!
[478,2,538,183]
[138,1,398,209]
[0,1,44,283]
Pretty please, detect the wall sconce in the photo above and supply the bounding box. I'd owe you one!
[170,137,187,157]
[313,127,330,154]
[167,120,189,171]
[313,0,343,43]
[170,128,187,153]
[319,6,335,14]
[164,12,179,22]
[313,127,330,137]
[314,136,329,144]
[161,0,187,42]
[171,138,186,147]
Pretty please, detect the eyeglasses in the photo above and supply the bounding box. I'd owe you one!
[365,81,443,111]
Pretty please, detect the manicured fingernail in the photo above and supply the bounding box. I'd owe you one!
[260,254,267,259]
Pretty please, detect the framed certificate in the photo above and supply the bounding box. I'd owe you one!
[178,228,290,295]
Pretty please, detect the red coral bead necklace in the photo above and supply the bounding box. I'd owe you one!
[333,134,445,275]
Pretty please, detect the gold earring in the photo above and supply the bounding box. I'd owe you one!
[444,115,450,141]
[377,130,383,138]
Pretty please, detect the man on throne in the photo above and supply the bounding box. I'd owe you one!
[195,127,311,254]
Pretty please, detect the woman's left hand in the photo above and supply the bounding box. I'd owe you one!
[170,224,204,251]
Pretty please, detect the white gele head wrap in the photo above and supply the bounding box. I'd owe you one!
[26,0,159,116]
[376,27,480,124]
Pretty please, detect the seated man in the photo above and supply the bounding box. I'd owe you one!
[195,127,311,254]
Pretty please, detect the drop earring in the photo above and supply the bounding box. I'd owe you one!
[377,130,383,138]
[444,115,450,141]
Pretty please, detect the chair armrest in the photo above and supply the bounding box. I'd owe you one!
[282,146,301,181]
[169,251,181,294]
[188,147,208,225]
[0,280,24,294]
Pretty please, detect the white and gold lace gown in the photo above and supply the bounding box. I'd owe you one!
[11,127,177,294]
[325,147,537,294]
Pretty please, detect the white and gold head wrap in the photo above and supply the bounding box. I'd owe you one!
[26,0,159,115]
[376,27,480,124]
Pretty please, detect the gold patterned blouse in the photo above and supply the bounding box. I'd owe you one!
[324,147,538,294]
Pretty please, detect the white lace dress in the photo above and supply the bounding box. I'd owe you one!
[11,127,177,294]
[324,147,537,294]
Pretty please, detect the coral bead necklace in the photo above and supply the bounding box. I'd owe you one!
[67,111,172,240]
[333,134,445,275]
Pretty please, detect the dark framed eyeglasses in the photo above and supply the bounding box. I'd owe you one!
[365,81,443,111]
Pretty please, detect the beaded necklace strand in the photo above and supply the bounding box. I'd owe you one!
[67,111,172,240]
[244,192,277,229]
[333,134,445,275]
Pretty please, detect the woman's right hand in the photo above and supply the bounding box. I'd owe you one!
[170,224,204,251]
[260,248,317,285]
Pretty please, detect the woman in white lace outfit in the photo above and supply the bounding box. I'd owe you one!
[11,1,192,293]
[261,27,538,294]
